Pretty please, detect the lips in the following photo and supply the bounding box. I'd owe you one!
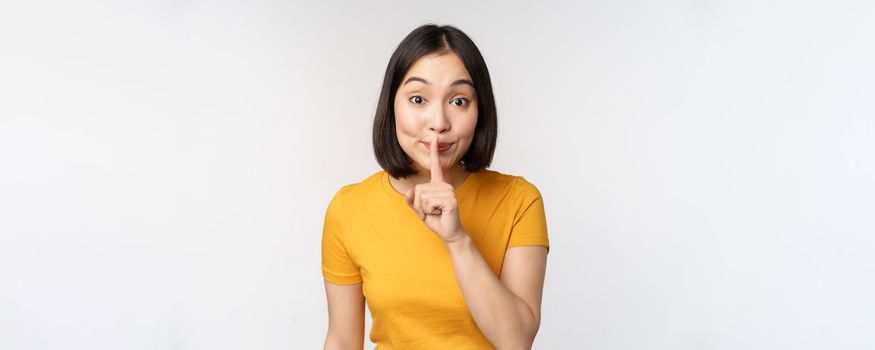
[421,141,454,151]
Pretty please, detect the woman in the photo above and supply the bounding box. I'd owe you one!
[322,24,549,350]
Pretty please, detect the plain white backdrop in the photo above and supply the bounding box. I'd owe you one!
[1,0,873,349]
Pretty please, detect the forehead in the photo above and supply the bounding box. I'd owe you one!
[402,52,472,84]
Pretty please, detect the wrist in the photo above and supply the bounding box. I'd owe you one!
[444,231,471,252]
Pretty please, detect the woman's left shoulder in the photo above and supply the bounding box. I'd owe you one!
[479,169,543,199]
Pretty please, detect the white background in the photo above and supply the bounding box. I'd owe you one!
[1,1,873,349]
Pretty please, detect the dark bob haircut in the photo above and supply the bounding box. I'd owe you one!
[372,24,497,179]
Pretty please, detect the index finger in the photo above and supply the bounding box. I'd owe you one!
[430,134,444,184]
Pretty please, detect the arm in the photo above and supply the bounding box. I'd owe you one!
[323,280,365,350]
[410,138,548,348]
[446,236,548,350]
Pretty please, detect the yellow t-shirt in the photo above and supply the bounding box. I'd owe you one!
[321,168,549,349]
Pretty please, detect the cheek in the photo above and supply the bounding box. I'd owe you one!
[393,105,422,157]
[456,112,478,141]
[395,113,419,137]
[394,98,417,134]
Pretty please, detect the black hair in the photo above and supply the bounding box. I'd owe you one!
[372,24,497,178]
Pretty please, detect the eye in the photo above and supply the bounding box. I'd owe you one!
[410,96,426,104]
[451,98,469,107]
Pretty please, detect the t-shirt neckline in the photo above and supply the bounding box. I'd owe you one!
[381,169,479,205]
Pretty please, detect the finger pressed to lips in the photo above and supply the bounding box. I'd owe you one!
[430,136,445,183]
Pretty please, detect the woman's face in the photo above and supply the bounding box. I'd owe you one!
[393,52,478,175]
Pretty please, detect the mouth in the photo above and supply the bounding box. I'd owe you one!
[421,141,454,152]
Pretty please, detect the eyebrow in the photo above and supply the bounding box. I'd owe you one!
[402,76,475,89]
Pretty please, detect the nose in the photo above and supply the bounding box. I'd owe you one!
[427,105,450,134]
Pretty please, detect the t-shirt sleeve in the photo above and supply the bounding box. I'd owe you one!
[507,177,550,253]
[321,188,363,285]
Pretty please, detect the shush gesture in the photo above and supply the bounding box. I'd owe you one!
[405,134,466,244]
